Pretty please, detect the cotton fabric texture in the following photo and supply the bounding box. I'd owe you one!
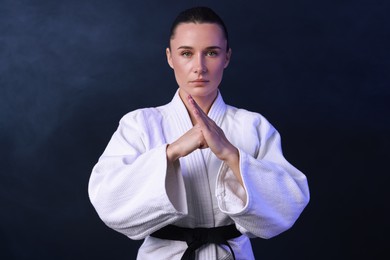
[88,90,310,259]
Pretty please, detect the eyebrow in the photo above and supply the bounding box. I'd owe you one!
[177,46,222,50]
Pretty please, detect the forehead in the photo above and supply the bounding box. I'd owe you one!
[170,23,226,48]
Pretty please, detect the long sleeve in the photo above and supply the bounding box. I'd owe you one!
[216,109,310,239]
[88,109,188,240]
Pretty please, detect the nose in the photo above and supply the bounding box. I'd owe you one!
[193,53,207,74]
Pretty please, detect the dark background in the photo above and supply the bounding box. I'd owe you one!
[1,0,389,259]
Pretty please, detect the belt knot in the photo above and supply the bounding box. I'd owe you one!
[150,224,241,260]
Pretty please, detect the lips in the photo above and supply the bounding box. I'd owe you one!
[190,79,209,83]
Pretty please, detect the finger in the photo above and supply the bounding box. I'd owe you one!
[187,95,208,124]
[187,95,201,113]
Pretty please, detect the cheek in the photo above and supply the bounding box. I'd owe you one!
[175,63,193,82]
[210,62,226,76]
[172,58,190,72]
[172,61,189,84]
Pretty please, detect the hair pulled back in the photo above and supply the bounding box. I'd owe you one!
[169,6,229,50]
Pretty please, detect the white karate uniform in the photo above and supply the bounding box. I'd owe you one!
[88,90,310,259]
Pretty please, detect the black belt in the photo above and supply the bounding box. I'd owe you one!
[150,224,241,260]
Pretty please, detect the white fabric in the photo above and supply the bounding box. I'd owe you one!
[88,90,310,259]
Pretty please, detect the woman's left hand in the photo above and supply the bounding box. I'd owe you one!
[187,95,243,186]
[187,95,235,160]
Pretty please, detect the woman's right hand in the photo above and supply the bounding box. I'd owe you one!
[166,125,208,163]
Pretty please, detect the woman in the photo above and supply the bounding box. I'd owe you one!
[88,6,310,260]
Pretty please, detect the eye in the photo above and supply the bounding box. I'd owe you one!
[181,51,192,57]
[206,50,219,57]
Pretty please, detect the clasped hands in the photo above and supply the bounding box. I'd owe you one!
[167,95,242,185]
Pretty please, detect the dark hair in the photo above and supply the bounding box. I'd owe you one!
[169,6,229,50]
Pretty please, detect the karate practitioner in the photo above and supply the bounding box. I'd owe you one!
[88,6,310,260]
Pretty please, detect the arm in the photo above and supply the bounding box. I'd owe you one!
[167,95,309,239]
[216,114,310,239]
[88,110,188,240]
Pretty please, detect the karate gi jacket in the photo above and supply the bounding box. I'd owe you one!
[88,90,310,259]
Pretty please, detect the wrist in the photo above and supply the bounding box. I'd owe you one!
[166,143,180,163]
[225,148,239,165]
[223,147,243,187]
[220,145,239,165]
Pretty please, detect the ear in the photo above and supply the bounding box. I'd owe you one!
[166,47,174,69]
[224,48,232,69]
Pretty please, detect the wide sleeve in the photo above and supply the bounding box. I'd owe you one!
[216,113,310,239]
[88,110,188,240]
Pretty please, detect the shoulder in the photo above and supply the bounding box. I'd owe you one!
[225,104,274,131]
[119,104,168,129]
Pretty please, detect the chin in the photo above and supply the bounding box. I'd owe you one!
[191,88,218,98]
[179,84,218,97]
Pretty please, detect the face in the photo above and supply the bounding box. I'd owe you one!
[166,23,231,101]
